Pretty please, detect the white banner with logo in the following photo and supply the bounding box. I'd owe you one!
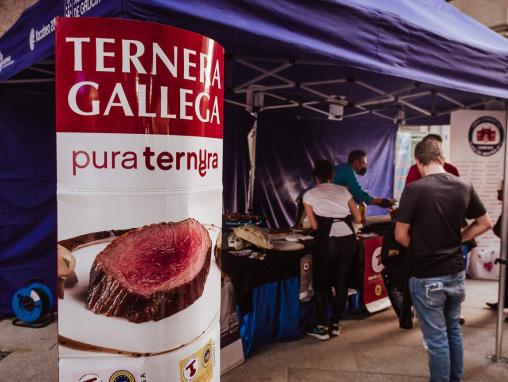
[450,110,506,279]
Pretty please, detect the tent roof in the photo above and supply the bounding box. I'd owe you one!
[1,0,507,123]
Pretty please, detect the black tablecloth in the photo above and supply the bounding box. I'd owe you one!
[221,242,314,315]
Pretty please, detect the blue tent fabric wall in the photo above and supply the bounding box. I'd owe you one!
[0,86,56,315]
[4,0,508,98]
[253,112,397,228]
[1,0,508,314]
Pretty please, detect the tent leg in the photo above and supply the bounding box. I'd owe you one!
[491,103,508,363]
[246,113,258,213]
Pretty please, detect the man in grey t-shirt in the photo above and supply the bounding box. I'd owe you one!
[395,139,492,382]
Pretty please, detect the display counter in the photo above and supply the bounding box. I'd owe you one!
[220,233,390,357]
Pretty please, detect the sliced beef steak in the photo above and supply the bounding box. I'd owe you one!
[86,219,211,323]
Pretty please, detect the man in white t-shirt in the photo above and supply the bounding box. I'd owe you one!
[303,160,361,340]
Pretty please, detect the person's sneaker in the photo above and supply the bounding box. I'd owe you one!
[331,322,342,336]
[305,325,330,340]
[486,302,499,310]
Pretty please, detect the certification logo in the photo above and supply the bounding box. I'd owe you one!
[468,116,504,156]
[78,373,104,382]
[371,247,384,273]
[109,370,136,382]
[180,340,214,382]
[375,284,383,297]
[201,344,213,368]
[182,356,200,381]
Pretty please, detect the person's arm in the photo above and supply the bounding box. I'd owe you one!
[348,198,362,223]
[338,165,394,207]
[369,197,396,207]
[395,222,411,248]
[462,185,491,242]
[493,214,502,238]
[340,166,373,204]
[393,186,416,247]
[462,214,492,243]
[304,203,318,230]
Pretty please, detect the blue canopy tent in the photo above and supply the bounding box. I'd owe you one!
[1,0,508,359]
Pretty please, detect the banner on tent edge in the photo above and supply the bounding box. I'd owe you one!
[56,17,223,382]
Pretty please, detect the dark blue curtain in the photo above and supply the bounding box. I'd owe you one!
[0,84,56,315]
[253,112,397,228]
[223,108,253,215]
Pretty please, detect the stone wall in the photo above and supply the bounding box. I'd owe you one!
[0,0,37,37]
[451,0,508,36]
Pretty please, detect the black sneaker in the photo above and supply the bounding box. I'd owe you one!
[331,322,342,336]
[305,325,330,340]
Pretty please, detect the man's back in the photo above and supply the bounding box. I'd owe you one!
[397,173,485,277]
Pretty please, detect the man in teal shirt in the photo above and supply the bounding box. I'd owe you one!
[333,150,395,208]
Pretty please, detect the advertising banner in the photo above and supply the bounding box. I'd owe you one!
[450,111,506,279]
[362,237,390,313]
[393,131,412,201]
[56,17,223,381]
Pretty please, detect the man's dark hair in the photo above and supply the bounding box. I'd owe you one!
[423,134,443,143]
[348,150,367,163]
[415,139,445,166]
[313,160,333,182]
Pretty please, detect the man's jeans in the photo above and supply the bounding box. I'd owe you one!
[409,271,466,382]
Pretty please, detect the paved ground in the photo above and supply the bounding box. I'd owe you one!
[0,279,507,381]
[222,279,508,382]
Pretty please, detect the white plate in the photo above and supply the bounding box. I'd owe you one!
[271,241,305,252]
[58,233,220,354]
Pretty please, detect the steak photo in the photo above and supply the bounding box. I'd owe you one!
[86,219,211,323]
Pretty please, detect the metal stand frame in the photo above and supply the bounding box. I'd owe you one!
[490,104,508,363]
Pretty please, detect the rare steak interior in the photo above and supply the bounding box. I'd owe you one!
[86,219,211,323]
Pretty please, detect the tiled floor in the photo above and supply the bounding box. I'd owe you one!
[0,317,57,381]
[0,279,507,381]
[222,279,508,382]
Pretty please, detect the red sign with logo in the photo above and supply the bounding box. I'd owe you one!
[56,17,224,138]
[362,236,389,312]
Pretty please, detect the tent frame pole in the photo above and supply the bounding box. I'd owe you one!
[246,113,258,213]
[492,103,508,363]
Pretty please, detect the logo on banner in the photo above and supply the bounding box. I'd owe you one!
[0,51,14,73]
[371,247,384,273]
[108,370,136,382]
[29,18,56,51]
[64,0,74,16]
[29,29,35,51]
[78,373,104,382]
[179,340,214,382]
[64,0,103,18]
[468,116,504,156]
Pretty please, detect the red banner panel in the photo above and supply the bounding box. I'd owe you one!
[362,236,390,313]
[56,17,224,138]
